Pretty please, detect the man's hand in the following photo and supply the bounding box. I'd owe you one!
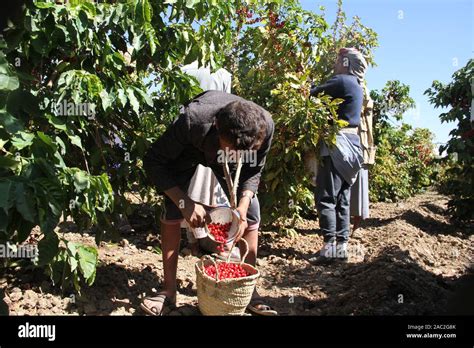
[181,200,210,228]
[164,186,211,228]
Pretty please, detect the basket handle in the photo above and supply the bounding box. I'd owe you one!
[226,237,250,265]
[200,254,220,282]
[239,237,250,265]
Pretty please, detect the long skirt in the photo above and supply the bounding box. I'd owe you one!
[350,166,370,219]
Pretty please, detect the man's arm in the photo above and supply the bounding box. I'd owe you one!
[310,75,341,98]
[143,114,211,227]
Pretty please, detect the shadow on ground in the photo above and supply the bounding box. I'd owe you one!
[257,245,458,315]
[399,210,460,236]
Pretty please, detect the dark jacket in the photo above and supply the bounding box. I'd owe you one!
[310,74,363,127]
[143,90,274,195]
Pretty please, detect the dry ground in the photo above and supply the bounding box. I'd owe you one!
[1,190,473,316]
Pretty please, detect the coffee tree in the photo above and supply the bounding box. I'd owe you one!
[370,80,415,143]
[227,0,378,231]
[369,124,436,202]
[425,59,474,222]
[0,0,238,291]
[368,80,435,202]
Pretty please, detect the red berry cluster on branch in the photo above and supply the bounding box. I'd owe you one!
[268,10,285,29]
[236,6,253,18]
[236,6,261,25]
[246,17,261,25]
[204,263,249,280]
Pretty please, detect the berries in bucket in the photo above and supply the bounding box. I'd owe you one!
[207,222,232,252]
[205,207,239,252]
[207,222,232,243]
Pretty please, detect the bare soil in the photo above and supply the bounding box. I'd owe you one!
[1,189,473,316]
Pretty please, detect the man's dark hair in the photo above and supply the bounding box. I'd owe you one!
[216,100,267,150]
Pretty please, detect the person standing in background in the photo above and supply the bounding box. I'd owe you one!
[181,61,232,93]
[309,48,368,264]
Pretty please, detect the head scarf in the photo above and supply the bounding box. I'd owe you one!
[339,48,368,84]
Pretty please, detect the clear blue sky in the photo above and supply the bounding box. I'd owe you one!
[301,0,473,146]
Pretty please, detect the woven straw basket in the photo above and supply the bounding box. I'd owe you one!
[195,239,259,315]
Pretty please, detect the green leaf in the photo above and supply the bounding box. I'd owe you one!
[134,0,152,25]
[185,0,200,9]
[80,2,97,18]
[0,73,19,91]
[66,242,79,271]
[17,218,35,243]
[143,0,152,23]
[134,0,144,23]
[336,119,349,128]
[57,70,74,87]
[69,255,78,272]
[47,250,66,286]
[0,156,20,170]
[133,86,153,107]
[11,132,35,150]
[37,132,57,151]
[77,245,98,283]
[0,112,24,134]
[34,1,55,9]
[15,182,36,222]
[117,88,127,108]
[73,170,90,191]
[68,134,83,150]
[30,32,49,55]
[46,114,68,131]
[76,11,88,34]
[56,136,66,155]
[99,89,112,111]
[107,52,126,71]
[271,179,279,192]
[38,208,60,235]
[0,210,7,232]
[126,88,140,115]
[153,245,162,255]
[0,180,14,213]
[37,232,59,266]
[16,71,38,82]
[132,33,143,52]
[67,241,77,256]
[182,30,189,43]
[144,23,156,55]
